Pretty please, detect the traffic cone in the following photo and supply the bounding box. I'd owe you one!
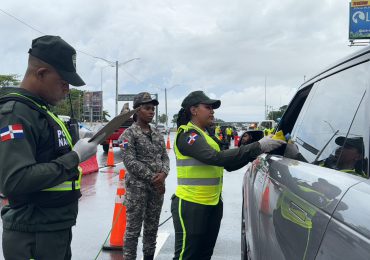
[102,169,127,251]
[166,134,171,149]
[106,139,115,167]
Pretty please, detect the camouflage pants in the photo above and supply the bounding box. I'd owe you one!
[123,184,164,260]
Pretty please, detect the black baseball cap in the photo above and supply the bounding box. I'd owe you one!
[28,35,85,86]
[181,91,221,109]
[133,92,159,108]
[335,136,364,152]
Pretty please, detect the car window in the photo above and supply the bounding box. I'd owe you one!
[289,61,369,177]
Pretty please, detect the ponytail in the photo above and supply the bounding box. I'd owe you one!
[176,107,192,128]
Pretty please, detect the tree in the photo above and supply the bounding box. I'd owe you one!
[158,113,167,124]
[267,105,288,121]
[102,110,111,122]
[0,74,20,87]
[171,113,178,125]
[214,118,225,123]
[50,89,84,120]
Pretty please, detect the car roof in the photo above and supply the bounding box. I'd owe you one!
[299,45,370,91]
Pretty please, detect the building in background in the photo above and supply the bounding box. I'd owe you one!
[83,91,103,122]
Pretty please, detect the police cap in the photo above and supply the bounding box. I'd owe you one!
[28,35,85,86]
[181,91,221,109]
[335,136,364,153]
[133,92,159,108]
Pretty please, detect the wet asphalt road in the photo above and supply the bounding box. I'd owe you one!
[0,133,245,260]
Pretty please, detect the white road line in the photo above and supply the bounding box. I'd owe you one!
[140,232,170,260]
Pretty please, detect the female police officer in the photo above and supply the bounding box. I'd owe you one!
[171,90,284,260]
[120,92,169,260]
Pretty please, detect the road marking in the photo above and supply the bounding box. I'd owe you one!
[140,232,170,260]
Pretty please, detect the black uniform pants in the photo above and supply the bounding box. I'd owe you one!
[2,228,72,260]
[171,195,223,260]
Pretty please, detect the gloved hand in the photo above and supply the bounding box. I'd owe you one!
[72,138,98,162]
[258,135,286,153]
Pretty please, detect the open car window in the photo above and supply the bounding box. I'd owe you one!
[287,61,369,178]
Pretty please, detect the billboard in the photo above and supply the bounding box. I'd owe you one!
[352,0,370,7]
[349,3,370,39]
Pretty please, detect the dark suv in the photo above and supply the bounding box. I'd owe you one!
[241,46,370,259]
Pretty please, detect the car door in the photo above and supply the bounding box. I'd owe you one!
[244,155,269,259]
[259,54,370,259]
[316,181,370,259]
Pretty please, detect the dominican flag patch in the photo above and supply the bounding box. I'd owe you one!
[120,139,129,149]
[187,132,198,145]
[0,124,25,142]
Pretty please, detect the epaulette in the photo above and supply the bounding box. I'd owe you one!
[0,100,16,114]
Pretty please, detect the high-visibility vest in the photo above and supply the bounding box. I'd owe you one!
[1,93,81,192]
[174,122,223,205]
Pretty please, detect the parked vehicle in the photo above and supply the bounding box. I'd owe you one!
[242,46,370,259]
[101,118,134,152]
[156,124,169,134]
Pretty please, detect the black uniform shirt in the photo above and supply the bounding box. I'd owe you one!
[176,128,262,172]
[0,87,80,232]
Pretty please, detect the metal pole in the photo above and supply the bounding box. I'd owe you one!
[115,60,118,116]
[165,88,168,128]
[155,93,158,125]
[264,76,267,119]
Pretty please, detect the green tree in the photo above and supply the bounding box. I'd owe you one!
[102,110,110,122]
[171,113,178,125]
[158,113,167,124]
[267,105,287,121]
[0,74,20,87]
[214,118,224,123]
[51,89,84,120]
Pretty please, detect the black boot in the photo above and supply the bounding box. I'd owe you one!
[143,255,154,260]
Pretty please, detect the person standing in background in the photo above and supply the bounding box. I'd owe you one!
[120,92,170,260]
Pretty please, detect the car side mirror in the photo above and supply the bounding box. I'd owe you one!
[238,130,264,146]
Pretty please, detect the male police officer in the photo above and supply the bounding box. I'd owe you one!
[0,35,99,260]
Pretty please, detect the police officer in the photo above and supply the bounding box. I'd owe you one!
[0,35,100,260]
[172,90,285,260]
[119,92,170,260]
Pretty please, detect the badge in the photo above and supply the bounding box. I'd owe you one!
[120,139,129,149]
[0,124,24,142]
[187,132,198,145]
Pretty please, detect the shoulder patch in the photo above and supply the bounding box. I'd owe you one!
[187,132,199,145]
[0,101,16,115]
[0,124,25,142]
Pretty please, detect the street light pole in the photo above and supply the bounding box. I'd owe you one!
[165,88,168,128]
[94,56,140,117]
[115,60,118,116]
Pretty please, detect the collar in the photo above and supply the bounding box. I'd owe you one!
[0,87,50,109]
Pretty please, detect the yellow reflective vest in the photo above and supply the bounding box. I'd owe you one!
[174,122,223,205]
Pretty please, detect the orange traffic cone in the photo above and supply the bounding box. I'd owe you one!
[102,169,127,251]
[166,134,171,149]
[106,139,115,167]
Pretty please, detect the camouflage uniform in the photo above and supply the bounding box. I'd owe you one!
[120,122,169,259]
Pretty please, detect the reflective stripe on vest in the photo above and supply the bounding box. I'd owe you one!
[174,121,223,205]
[176,158,207,167]
[177,177,221,186]
[3,93,80,191]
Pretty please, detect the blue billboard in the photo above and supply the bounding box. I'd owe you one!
[349,4,370,39]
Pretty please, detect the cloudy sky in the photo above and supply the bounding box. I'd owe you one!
[0,0,359,123]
